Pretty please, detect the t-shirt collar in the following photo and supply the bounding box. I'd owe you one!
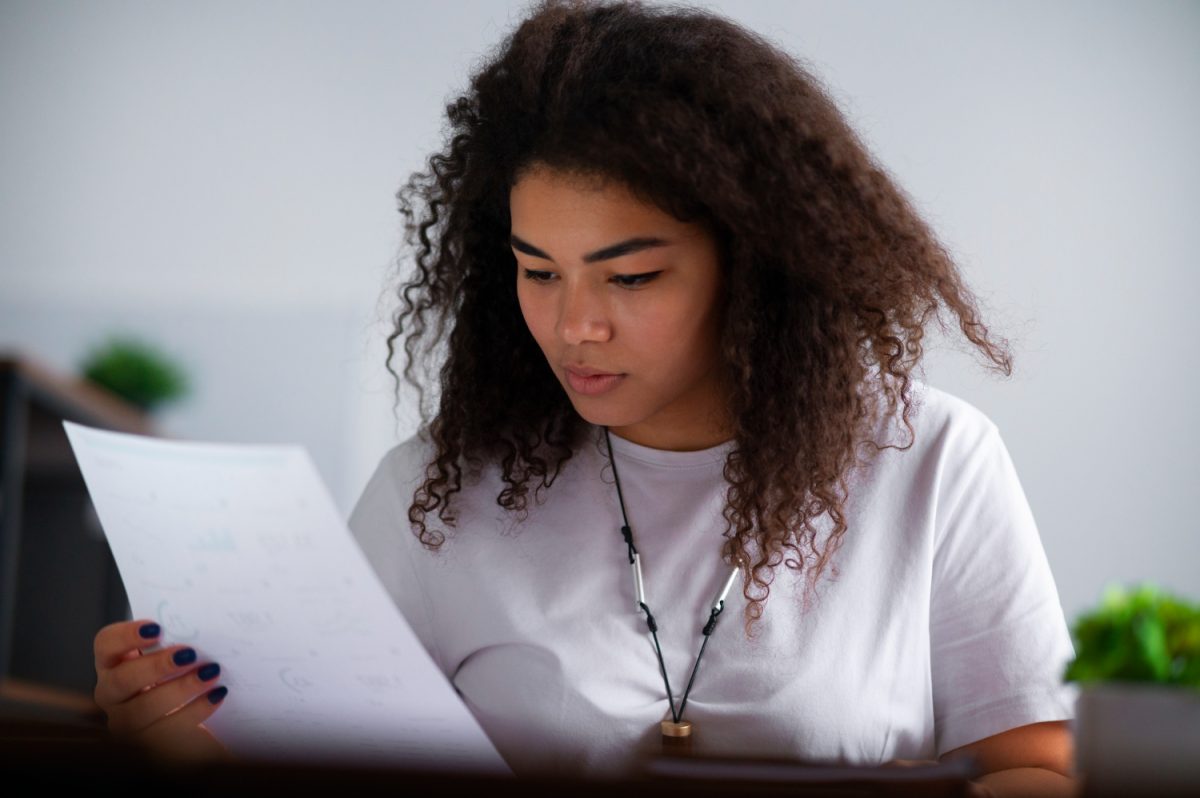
[594,424,735,468]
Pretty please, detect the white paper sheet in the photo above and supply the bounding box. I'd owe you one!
[63,421,509,774]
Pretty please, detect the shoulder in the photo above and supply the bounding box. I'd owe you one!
[350,427,519,543]
[374,427,438,488]
[882,378,1003,465]
[348,428,438,533]
[855,378,1009,501]
[908,379,998,442]
[900,382,1040,553]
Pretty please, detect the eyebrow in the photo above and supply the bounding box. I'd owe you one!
[509,234,673,264]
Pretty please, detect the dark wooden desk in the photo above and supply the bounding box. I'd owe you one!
[0,714,980,796]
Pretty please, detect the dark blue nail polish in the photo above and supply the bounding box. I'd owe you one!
[172,647,197,666]
[138,623,161,639]
[207,686,228,704]
[197,663,220,681]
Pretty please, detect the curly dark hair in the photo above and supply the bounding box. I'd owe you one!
[384,0,1013,635]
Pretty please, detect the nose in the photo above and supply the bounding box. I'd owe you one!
[557,280,613,346]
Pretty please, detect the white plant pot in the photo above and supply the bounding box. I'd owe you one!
[1074,683,1200,795]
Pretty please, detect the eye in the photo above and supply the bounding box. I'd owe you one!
[611,271,662,288]
[522,268,554,283]
[521,269,662,288]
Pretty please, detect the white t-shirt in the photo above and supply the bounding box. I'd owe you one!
[347,381,1076,777]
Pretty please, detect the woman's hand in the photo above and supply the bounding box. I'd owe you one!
[93,619,232,762]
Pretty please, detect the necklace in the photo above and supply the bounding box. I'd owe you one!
[602,427,741,755]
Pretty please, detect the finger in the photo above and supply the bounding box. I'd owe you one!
[136,681,229,744]
[106,657,224,734]
[133,689,231,761]
[94,619,162,672]
[965,781,998,798]
[96,644,205,708]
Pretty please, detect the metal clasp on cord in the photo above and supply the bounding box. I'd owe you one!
[631,551,646,608]
[703,566,740,635]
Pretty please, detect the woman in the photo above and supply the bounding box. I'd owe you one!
[92,1,1077,793]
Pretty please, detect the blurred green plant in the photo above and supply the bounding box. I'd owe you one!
[1064,584,1200,689]
[79,335,190,412]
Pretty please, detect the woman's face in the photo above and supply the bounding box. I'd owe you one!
[511,165,731,451]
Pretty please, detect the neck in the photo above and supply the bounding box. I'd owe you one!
[605,420,734,452]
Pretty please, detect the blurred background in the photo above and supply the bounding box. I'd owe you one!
[0,0,1196,683]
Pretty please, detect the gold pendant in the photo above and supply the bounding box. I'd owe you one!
[660,719,693,757]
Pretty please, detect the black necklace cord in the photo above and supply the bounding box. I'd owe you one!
[602,427,637,564]
[678,603,725,719]
[602,426,739,726]
[638,600,680,722]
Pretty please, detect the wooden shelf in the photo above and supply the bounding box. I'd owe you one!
[0,350,157,721]
[0,677,104,727]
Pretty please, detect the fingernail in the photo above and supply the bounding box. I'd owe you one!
[197,663,221,681]
[172,648,197,666]
[138,623,161,639]
[207,686,228,704]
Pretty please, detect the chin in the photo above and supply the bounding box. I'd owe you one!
[565,400,640,430]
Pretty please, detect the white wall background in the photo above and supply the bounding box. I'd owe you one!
[1,0,1196,622]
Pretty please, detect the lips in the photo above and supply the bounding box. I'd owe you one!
[563,366,626,396]
[564,364,621,378]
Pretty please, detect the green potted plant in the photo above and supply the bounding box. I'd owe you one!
[1064,583,1200,793]
[79,335,190,414]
